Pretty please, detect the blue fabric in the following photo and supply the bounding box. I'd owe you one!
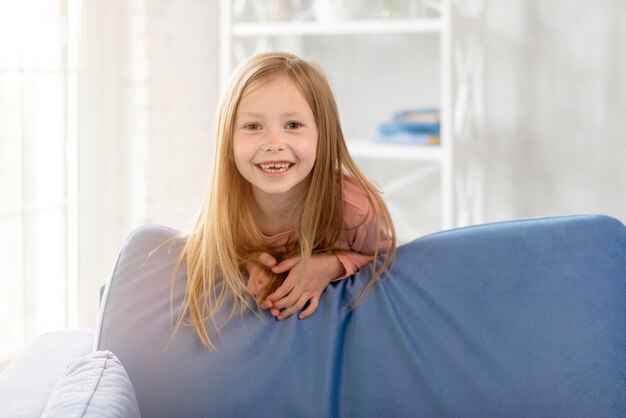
[95,215,626,417]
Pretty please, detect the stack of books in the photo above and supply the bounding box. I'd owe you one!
[373,108,440,146]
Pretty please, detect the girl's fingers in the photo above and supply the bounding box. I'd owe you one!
[270,293,294,310]
[246,265,264,295]
[298,296,319,320]
[267,273,296,303]
[270,277,299,309]
[277,293,311,321]
[271,256,300,274]
[257,252,277,267]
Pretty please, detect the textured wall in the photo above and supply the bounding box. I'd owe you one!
[480,0,626,222]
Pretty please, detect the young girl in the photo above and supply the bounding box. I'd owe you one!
[176,52,396,350]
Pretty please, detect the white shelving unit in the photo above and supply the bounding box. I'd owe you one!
[219,0,453,236]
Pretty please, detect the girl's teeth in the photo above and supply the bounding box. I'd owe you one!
[259,163,291,173]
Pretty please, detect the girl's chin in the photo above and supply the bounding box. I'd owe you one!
[251,179,310,198]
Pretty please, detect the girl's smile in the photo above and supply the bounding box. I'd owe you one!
[256,160,294,175]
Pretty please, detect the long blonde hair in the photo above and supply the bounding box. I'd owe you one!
[174,52,396,350]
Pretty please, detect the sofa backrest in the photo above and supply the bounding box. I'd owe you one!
[95,215,626,418]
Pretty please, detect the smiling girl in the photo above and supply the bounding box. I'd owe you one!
[176,52,396,350]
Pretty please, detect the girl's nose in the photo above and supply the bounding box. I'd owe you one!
[263,132,285,151]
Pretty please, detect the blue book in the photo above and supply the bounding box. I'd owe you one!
[374,108,441,146]
[374,131,440,146]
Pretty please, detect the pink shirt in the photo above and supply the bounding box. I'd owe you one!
[260,177,391,279]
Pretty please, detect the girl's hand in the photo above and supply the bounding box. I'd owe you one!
[246,252,277,305]
[263,254,344,320]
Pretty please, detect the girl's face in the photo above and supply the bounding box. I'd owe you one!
[233,76,318,202]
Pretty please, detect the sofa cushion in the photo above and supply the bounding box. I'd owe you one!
[41,351,140,418]
[0,331,94,417]
[95,215,626,417]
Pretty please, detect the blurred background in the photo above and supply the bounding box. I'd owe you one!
[1,0,624,364]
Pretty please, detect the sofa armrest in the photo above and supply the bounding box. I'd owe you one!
[0,330,94,417]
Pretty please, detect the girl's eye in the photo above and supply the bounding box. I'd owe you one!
[244,123,262,130]
[285,121,302,129]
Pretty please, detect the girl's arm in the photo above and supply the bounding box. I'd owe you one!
[334,252,375,280]
[264,180,393,320]
[264,216,392,320]
[263,247,384,320]
[263,220,391,320]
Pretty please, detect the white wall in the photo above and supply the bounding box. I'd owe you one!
[478,0,626,222]
[126,0,218,231]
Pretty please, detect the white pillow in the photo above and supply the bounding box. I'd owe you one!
[41,351,141,418]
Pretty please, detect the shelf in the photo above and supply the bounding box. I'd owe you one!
[348,142,443,161]
[232,18,443,37]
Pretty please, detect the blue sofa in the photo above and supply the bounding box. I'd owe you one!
[2,215,625,417]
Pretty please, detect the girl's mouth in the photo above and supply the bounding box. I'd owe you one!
[256,162,294,174]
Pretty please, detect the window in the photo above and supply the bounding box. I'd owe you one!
[0,0,80,360]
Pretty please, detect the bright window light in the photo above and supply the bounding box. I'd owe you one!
[0,0,80,360]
